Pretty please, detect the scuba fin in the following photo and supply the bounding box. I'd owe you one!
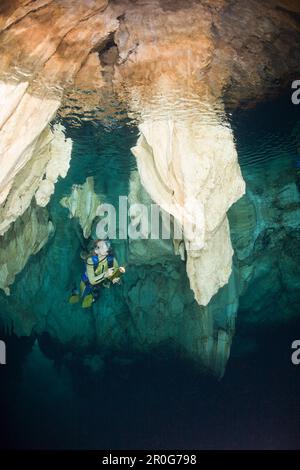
[82,293,94,309]
[69,294,80,304]
[69,288,80,304]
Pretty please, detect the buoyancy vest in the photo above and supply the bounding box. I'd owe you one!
[81,254,114,284]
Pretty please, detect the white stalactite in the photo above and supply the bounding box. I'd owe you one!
[132,110,246,306]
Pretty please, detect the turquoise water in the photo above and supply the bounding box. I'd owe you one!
[0,95,300,449]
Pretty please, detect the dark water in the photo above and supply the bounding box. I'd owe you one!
[0,95,300,450]
[1,322,300,449]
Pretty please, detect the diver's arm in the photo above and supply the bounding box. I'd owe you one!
[113,258,119,269]
[103,258,119,279]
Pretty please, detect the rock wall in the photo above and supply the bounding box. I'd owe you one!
[0,203,53,295]
[126,169,238,377]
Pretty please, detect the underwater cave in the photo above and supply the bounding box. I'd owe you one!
[0,0,300,454]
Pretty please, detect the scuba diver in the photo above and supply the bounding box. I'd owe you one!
[69,239,125,309]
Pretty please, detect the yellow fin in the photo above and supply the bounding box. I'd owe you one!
[82,294,94,309]
[69,294,80,304]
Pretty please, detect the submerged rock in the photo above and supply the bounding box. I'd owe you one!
[60,176,102,239]
[0,204,53,295]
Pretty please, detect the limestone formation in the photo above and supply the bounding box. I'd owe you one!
[0,204,53,295]
[132,114,245,305]
[60,177,102,239]
[0,0,118,223]
[35,124,72,207]
[0,123,72,235]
